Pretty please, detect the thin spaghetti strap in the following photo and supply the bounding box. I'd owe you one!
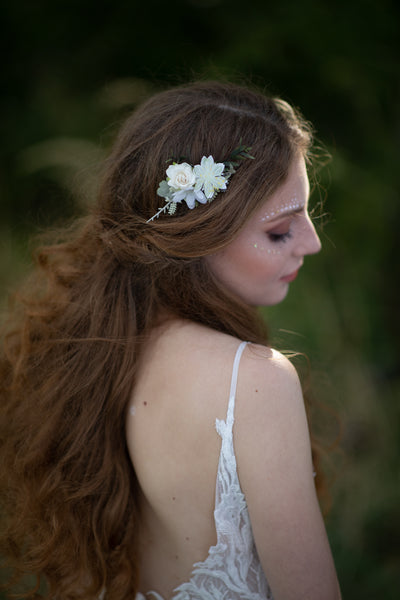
[226,341,248,426]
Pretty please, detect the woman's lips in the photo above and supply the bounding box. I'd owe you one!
[281,269,299,283]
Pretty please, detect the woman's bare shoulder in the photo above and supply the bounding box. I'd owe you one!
[140,318,249,380]
[240,343,300,385]
[154,317,246,354]
[234,344,341,599]
[234,342,308,480]
[236,343,305,423]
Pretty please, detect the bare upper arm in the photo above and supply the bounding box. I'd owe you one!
[235,346,341,600]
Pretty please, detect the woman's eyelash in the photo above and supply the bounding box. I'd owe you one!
[268,231,293,243]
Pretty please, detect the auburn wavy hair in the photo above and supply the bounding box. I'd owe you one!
[0,81,319,599]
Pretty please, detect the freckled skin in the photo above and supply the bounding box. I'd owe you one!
[206,157,321,307]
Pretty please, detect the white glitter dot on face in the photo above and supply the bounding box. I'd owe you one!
[129,406,136,416]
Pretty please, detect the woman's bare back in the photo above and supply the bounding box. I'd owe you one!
[126,319,246,596]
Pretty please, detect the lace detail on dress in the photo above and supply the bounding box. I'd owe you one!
[139,342,273,600]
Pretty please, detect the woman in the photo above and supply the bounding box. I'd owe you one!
[0,81,341,599]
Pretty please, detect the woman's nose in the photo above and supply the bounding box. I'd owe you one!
[294,216,321,256]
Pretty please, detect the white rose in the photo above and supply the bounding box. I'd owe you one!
[166,163,196,190]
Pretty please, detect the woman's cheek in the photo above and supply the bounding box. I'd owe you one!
[250,236,282,256]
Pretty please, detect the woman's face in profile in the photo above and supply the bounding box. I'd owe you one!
[206,157,321,307]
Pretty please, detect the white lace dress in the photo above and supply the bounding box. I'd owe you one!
[137,341,273,600]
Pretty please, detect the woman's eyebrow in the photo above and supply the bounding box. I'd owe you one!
[260,204,305,223]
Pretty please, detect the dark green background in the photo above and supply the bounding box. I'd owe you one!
[1,0,399,597]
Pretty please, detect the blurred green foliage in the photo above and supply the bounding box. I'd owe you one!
[1,0,399,597]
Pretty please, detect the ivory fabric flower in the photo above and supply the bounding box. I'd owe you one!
[166,163,196,190]
[172,188,207,209]
[194,156,228,199]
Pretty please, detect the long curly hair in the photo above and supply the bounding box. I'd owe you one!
[0,81,315,598]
